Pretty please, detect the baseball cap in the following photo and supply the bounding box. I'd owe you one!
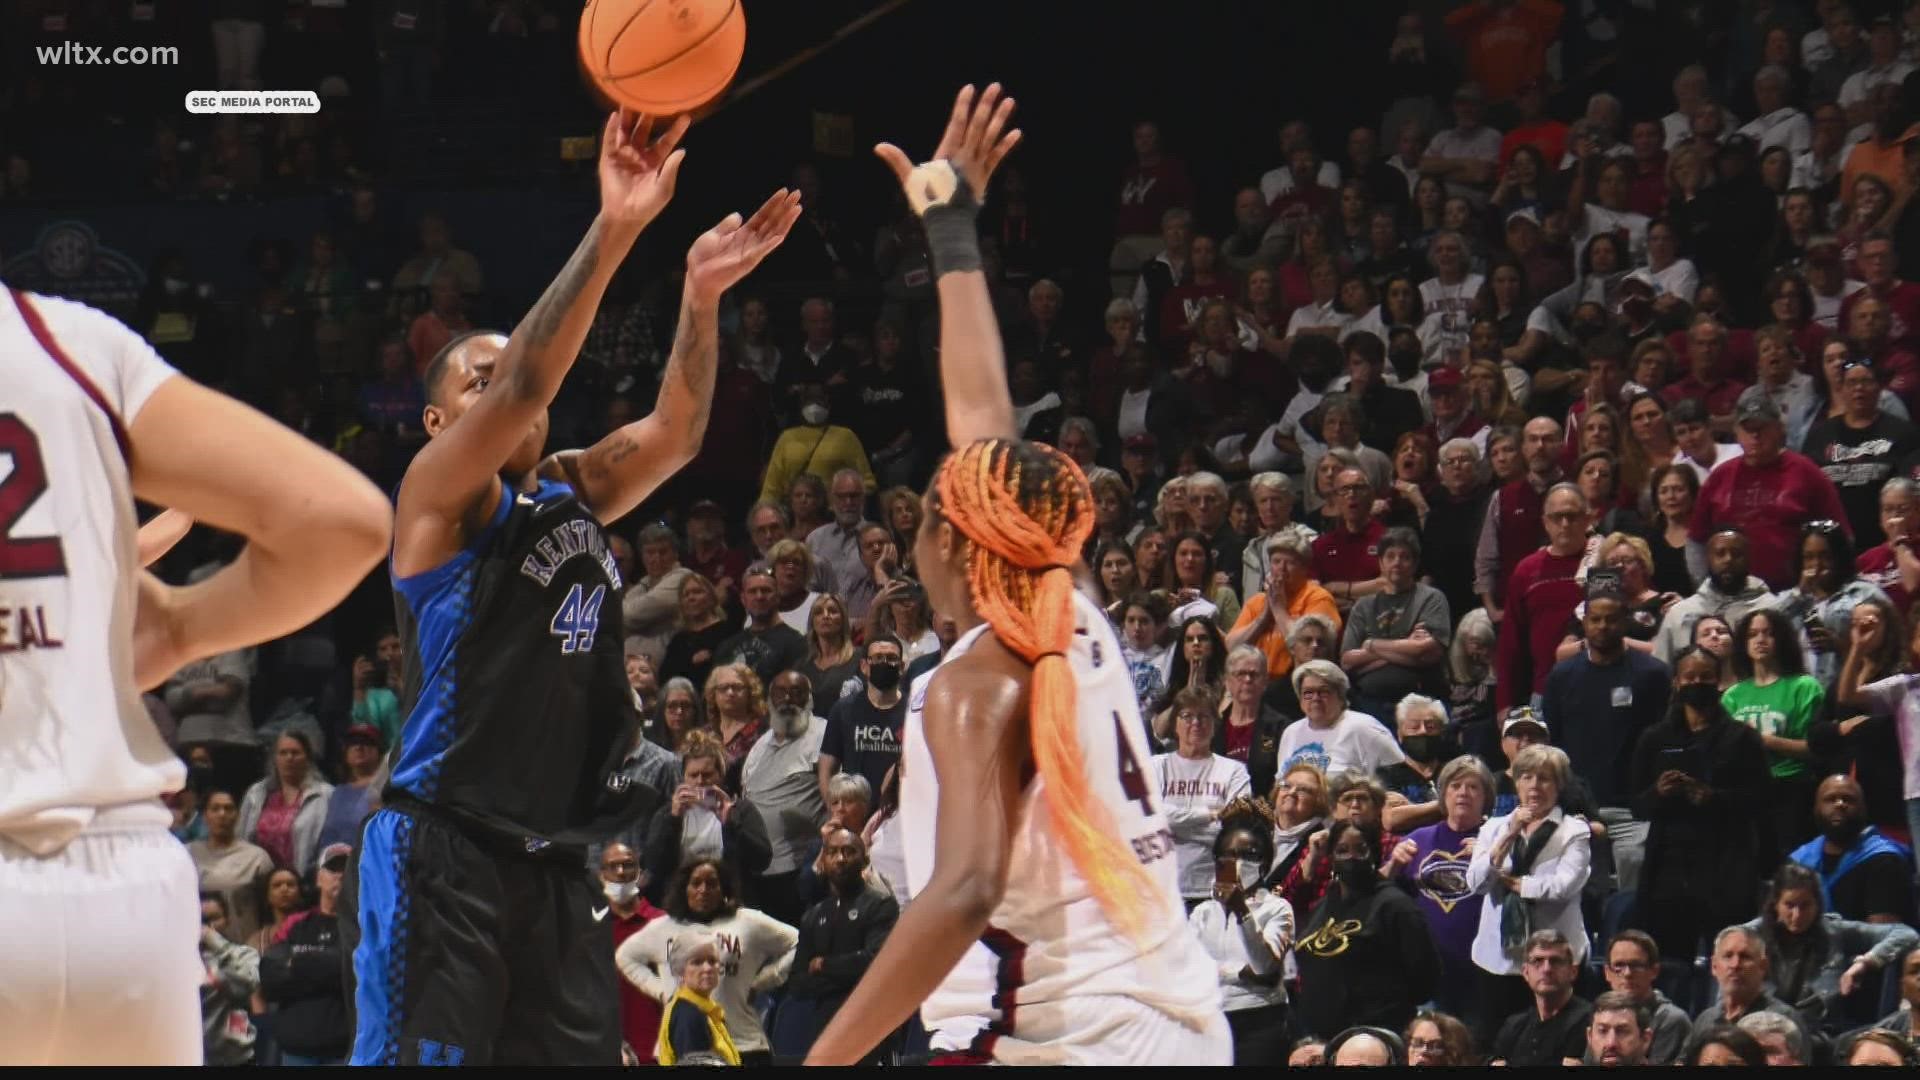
[1717,133,1756,158]
[687,499,725,521]
[1123,433,1158,453]
[1735,384,1783,426]
[1502,707,1549,738]
[1427,366,1464,392]
[1504,207,1541,230]
[319,843,353,872]
[343,723,383,750]
[1454,81,1485,103]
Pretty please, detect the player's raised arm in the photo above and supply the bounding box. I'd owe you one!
[804,653,1030,1066]
[551,188,802,524]
[395,111,688,557]
[875,84,1022,447]
[127,378,390,689]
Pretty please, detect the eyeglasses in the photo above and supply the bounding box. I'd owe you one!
[1603,557,1639,569]
[1176,713,1210,725]
[1335,484,1371,496]
[1544,511,1585,523]
[1298,685,1337,699]
[1409,1039,1448,1054]
[1228,669,1263,681]
[714,684,747,694]
[1606,960,1652,973]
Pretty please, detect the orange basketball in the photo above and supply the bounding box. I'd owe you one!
[579,0,746,116]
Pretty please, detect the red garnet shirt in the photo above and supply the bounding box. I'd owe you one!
[1312,520,1387,588]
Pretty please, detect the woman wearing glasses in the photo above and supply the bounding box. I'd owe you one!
[1778,519,1887,685]
[1151,688,1254,908]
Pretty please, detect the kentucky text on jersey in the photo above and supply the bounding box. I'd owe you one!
[519,516,622,590]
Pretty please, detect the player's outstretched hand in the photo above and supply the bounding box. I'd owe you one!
[874,83,1020,207]
[600,110,691,231]
[685,188,804,306]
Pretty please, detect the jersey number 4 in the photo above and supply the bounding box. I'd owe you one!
[1113,712,1154,816]
[0,414,66,580]
[549,583,606,654]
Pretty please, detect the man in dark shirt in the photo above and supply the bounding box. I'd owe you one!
[1344,332,1426,453]
[1788,775,1916,923]
[1492,930,1593,1067]
[1541,580,1670,893]
[1802,359,1920,547]
[818,635,907,806]
[712,568,808,688]
[781,827,899,1062]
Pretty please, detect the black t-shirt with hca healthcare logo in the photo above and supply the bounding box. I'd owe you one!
[1802,412,1919,547]
[822,691,907,802]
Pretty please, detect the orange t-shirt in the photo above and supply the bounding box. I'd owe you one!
[1840,127,1917,209]
[1227,582,1342,679]
[1445,0,1564,104]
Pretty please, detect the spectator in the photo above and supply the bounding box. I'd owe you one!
[606,711,682,864]
[1388,754,1495,1023]
[703,664,770,787]
[623,524,694,665]
[796,774,878,911]
[1740,862,1918,1033]
[1167,532,1238,630]
[617,857,799,1067]
[1489,929,1591,1067]
[259,843,351,1066]
[249,867,306,956]
[741,671,827,927]
[711,569,809,689]
[1494,484,1590,711]
[1339,527,1451,715]
[392,212,484,304]
[1725,607,1826,857]
[1630,646,1772,962]
[779,827,899,1063]
[197,894,260,1067]
[164,645,255,758]
[795,594,862,717]
[405,277,474,375]
[818,634,907,808]
[1844,1028,1920,1065]
[758,388,875,507]
[601,842,668,1065]
[1691,925,1812,1043]
[1868,949,1920,1042]
[1425,435,1495,620]
[1238,473,1319,601]
[652,931,739,1066]
[1593,931,1694,1066]
[1474,416,1565,620]
[1404,1010,1475,1066]
[849,322,923,490]
[1661,318,1749,431]
[1692,387,1852,590]
[1314,466,1389,616]
[1343,333,1427,453]
[1294,820,1441,1039]
[189,789,276,947]
[1652,526,1782,666]
[641,732,771,905]
[661,573,732,695]
[842,524,896,628]
[1855,477,1919,612]
[773,297,855,420]
[1276,660,1403,779]
[1447,609,1499,748]
[1132,207,1195,346]
[1804,359,1920,547]
[1155,688,1255,905]
[1541,577,1669,890]
[1267,762,1331,885]
[805,470,872,598]
[1421,83,1503,204]
[1226,533,1341,683]
[764,539,823,635]
[311,724,383,857]
[1782,519,1888,685]
[684,502,749,604]
[1466,744,1593,1044]
[238,732,333,876]
[1671,398,1744,482]
[1216,645,1287,799]
[1220,187,1286,275]
[1188,812,1295,1067]
[1788,774,1916,924]
[1683,1022,1771,1066]
[866,578,938,665]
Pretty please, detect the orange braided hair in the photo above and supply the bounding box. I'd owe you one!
[933,438,1159,946]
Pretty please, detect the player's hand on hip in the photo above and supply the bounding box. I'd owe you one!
[599,110,691,231]
[685,188,805,306]
[132,571,188,691]
[874,83,1021,208]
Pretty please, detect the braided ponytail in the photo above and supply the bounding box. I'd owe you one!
[934,438,1159,945]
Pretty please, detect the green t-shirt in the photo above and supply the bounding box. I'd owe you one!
[1721,675,1824,779]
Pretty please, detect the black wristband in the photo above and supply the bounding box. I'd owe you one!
[923,162,982,277]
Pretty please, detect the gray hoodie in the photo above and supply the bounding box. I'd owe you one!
[1651,575,1780,667]
[199,929,260,1066]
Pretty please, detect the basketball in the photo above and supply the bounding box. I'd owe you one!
[578,0,746,116]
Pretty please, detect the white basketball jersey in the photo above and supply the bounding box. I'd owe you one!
[0,289,183,853]
[900,589,1223,1044]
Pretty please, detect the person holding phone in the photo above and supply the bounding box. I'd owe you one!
[1628,646,1772,962]
[1187,811,1295,1066]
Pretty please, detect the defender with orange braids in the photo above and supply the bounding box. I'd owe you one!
[806,87,1230,1067]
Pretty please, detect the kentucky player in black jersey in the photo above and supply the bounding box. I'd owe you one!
[345,111,800,1066]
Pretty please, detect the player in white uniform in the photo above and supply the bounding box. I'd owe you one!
[0,287,391,1064]
[806,85,1231,1067]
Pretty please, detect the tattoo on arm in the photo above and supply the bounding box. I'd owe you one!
[581,435,641,484]
[522,222,603,348]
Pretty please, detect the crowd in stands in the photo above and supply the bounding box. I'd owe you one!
[21,0,1920,1068]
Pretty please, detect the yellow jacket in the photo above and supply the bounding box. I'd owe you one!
[759,424,876,503]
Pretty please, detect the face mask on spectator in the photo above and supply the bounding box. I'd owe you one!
[1333,856,1375,889]
[867,662,902,691]
[1238,859,1265,890]
[1400,734,1453,764]
[603,878,639,905]
[1674,683,1720,713]
[801,403,830,426]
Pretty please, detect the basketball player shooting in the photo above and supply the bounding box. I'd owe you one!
[804,85,1230,1067]
[345,111,799,1066]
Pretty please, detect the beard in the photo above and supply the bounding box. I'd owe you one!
[771,705,811,738]
[1822,815,1866,846]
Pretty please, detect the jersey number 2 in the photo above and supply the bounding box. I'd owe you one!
[1113,712,1154,816]
[0,414,67,580]
[549,583,606,654]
